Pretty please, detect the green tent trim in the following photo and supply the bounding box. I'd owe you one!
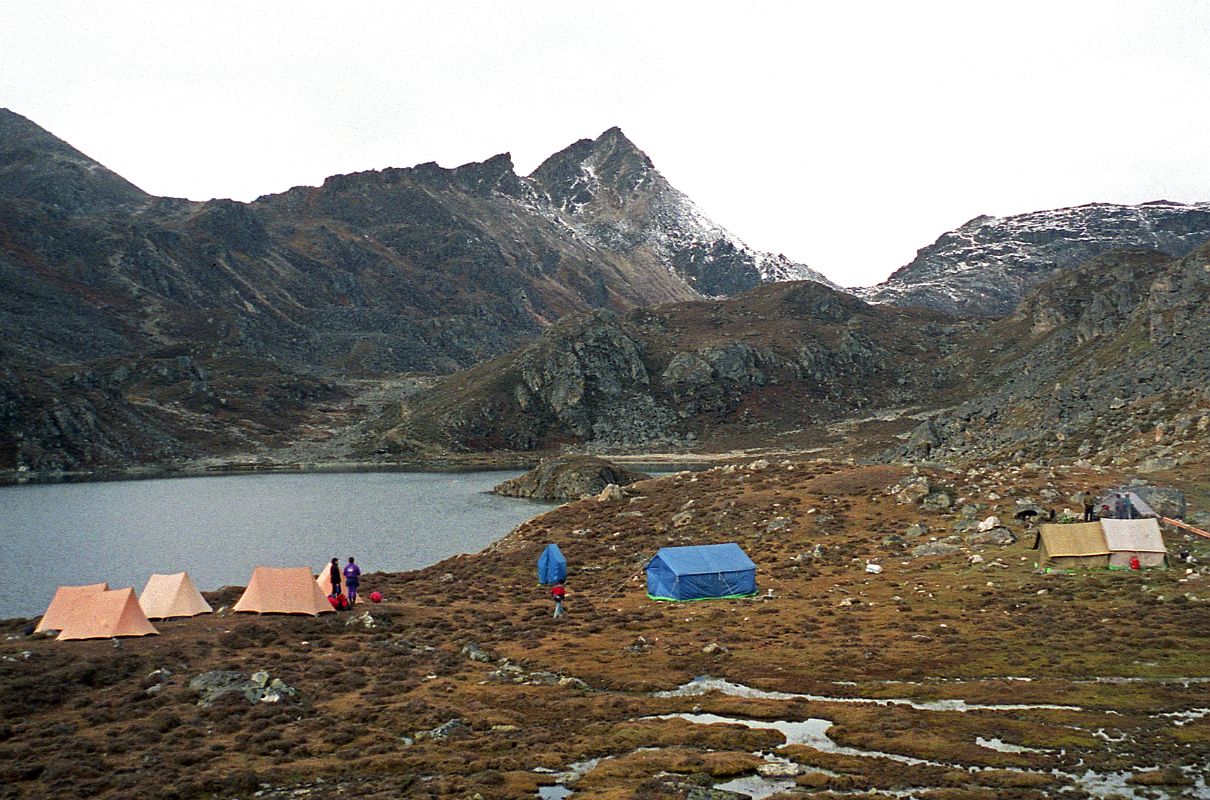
[646,591,758,602]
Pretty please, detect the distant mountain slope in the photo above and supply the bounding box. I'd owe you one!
[0,109,829,471]
[859,202,1210,316]
[906,243,1210,469]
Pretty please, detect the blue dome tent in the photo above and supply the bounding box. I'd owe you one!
[646,542,757,601]
[538,543,567,585]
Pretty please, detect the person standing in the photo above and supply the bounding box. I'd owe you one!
[551,581,566,618]
[343,557,361,604]
[328,558,342,599]
[1113,493,1129,520]
[1082,489,1096,522]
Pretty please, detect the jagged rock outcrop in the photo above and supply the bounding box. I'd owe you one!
[860,202,1210,316]
[491,455,651,500]
[391,280,965,452]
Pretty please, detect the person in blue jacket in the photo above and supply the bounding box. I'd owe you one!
[343,557,361,604]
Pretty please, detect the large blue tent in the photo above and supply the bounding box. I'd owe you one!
[646,542,757,601]
[538,543,567,585]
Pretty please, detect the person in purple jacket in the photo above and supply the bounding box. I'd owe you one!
[343,557,361,604]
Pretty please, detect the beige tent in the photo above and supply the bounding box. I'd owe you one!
[316,563,360,603]
[1034,522,1110,568]
[1101,518,1168,568]
[234,567,334,615]
[139,572,213,619]
[56,588,160,641]
[35,582,109,633]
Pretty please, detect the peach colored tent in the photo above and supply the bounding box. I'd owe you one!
[35,582,109,633]
[316,563,360,604]
[56,588,160,641]
[234,567,334,615]
[139,572,213,619]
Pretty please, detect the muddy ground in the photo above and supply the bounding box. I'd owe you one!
[2,460,1209,799]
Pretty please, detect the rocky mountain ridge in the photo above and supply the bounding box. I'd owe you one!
[0,109,825,472]
[860,201,1210,316]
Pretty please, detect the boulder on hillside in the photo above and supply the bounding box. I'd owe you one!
[492,455,651,501]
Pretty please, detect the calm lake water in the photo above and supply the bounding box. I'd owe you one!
[0,471,556,619]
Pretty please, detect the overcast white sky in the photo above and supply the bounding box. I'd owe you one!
[2,1,1208,287]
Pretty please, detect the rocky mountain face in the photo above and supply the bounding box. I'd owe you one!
[859,202,1210,316]
[901,243,1210,471]
[526,127,834,296]
[383,280,968,453]
[0,109,826,472]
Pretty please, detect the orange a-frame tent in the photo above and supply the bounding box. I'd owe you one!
[56,588,160,641]
[316,563,360,603]
[139,572,213,619]
[234,567,334,615]
[35,582,109,633]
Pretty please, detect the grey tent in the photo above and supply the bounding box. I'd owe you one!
[1101,518,1168,568]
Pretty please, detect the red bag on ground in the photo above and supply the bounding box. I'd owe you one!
[329,594,350,610]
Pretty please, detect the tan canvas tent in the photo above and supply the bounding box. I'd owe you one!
[1101,518,1168,568]
[56,588,160,641]
[234,567,334,615]
[1034,522,1110,568]
[316,563,359,603]
[139,572,213,619]
[35,582,109,633]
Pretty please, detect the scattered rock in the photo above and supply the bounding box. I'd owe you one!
[765,516,792,533]
[672,510,695,527]
[968,527,1017,546]
[426,719,471,741]
[189,670,298,706]
[595,483,624,502]
[892,475,931,505]
[461,642,494,663]
[904,523,928,538]
[701,642,729,656]
[977,515,1002,532]
[922,491,952,510]
[345,611,381,629]
[911,542,962,559]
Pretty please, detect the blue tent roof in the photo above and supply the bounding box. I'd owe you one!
[537,543,567,585]
[652,543,756,575]
[646,543,756,601]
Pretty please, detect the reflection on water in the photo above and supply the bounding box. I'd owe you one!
[0,471,553,617]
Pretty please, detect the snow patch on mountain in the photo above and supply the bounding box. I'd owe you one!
[859,201,1210,316]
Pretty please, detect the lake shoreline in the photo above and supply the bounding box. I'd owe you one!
[0,448,792,487]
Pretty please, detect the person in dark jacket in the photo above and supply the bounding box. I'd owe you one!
[328,558,342,599]
[343,557,361,604]
[1113,494,1130,519]
[1083,489,1096,522]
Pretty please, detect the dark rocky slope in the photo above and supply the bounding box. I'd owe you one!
[904,243,1210,470]
[383,281,970,453]
[860,202,1210,316]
